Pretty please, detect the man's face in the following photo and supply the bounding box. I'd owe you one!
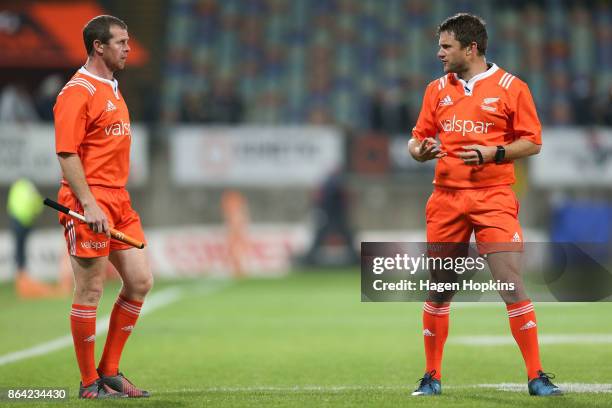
[437,31,468,74]
[101,25,130,72]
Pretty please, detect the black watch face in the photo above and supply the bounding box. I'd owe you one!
[496,147,505,162]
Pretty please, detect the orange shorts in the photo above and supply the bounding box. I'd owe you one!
[57,184,146,258]
[425,185,523,255]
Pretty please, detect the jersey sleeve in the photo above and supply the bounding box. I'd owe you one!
[53,87,89,154]
[509,82,542,145]
[411,82,438,141]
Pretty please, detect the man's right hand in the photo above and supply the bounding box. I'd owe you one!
[83,201,110,237]
[411,137,447,162]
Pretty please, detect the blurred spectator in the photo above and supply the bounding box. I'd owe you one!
[0,84,39,122]
[201,77,244,123]
[550,98,573,126]
[308,106,334,125]
[35,74,63,122]
[179,89,204,123]
[221,190,250,278]
[300,168,359,266]
[570,75,596,126]
[179,79,244,123]
[601,84,612,126]
[548,71,573,125]
[137,71,160,126]
[7,178,59,298]
[368,88,412,134]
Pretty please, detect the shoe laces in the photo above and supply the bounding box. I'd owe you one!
[415,370,437,386]
[117,372,136,386]
[537,371,556,386]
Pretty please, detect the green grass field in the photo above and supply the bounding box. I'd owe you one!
[1,270,611,407]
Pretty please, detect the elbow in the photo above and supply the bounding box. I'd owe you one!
[57,152,76,160]
[531,144,541,156]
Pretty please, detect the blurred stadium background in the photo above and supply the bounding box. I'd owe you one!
[1,0,612,405]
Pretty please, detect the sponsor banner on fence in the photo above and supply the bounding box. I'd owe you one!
[170,126,343,186]
[146,225,308,277]
[0,225,310,281]
[531,128,612,187]
[0,124,149,186]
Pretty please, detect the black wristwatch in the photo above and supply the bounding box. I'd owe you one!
[494,145,506,164]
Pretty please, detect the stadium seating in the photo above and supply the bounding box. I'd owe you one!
[163,0,612,127]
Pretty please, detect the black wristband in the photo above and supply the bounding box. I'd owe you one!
[494,145,506,164]
[475,149,484,165]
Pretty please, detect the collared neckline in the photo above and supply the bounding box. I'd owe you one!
[454,62,498,95]
[78,66,120,99]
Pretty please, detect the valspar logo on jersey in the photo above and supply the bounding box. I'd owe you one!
[104,120,131,137]
[81,240,108,250]
[439,115,494,136]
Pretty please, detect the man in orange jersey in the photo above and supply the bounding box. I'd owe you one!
[408,14,561,396]
[53,15,151,399]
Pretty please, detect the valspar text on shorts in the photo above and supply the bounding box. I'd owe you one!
[81,240,108,250]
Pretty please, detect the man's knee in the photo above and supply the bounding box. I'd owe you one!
[140,273,154,295]
[74,283,104,304]
[125,273,154,297]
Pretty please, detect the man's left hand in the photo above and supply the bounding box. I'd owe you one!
[459,145,496,165]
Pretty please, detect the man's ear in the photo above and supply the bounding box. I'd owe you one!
[467,42,479,56]
[93,40,104,54]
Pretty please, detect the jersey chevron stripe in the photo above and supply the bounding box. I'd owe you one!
[67,78,96,92]
[504,75,516,89]
[498,72,510,86]
[60,83,94,96]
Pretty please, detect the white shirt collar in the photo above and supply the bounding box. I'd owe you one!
[78,67,119,98]
[454,62,499,95]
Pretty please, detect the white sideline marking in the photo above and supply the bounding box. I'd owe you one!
[477,383,612,393]
[157,385,413,394]
[154,383,612,394]
[176,386,402,392]
[451,334,612,345]
[0,285,189,366]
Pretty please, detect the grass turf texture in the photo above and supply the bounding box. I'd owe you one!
[0,270,611,407]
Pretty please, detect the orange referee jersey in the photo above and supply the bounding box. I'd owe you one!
[54,67,132,188]
[412,63,541,188]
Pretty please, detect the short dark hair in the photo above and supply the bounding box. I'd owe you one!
[83,15,127,56]
[437,13,487,56]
